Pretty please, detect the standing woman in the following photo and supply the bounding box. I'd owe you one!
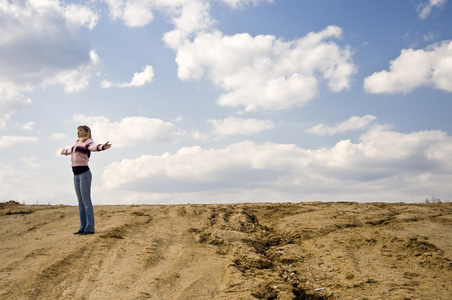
[61,125,111,235]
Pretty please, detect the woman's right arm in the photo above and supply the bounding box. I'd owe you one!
[61,147,72,156]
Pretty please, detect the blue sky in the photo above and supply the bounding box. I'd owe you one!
[1,0,451,205]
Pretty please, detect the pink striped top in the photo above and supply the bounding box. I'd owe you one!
[63,138,105,167]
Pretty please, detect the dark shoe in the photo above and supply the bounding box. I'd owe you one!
[73,230,84,235]
[80,231,95,235]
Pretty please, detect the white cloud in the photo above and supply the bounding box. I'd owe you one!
[0,0,101,128]
[73,114,194,147]
[0,88,32,131]
[0,135,38,149]
[364,40,452,94]
[208,116,274,136]
[101,0,274,32]
[50,50,102,93]
[103,0,214,31]
[125,65,154,86]
[101,80,113,88]
[165,26,356,111]
[306,115,378,136]
[103,0,154,27]
[100,126,452,202]
[102,65,155,88]
[102,2,356,112]
[171,117,184,123]
[311,125,449,176]
[0,1,99,89]
[64,3,100,30]
[21,122,35,132]
[101,141,302,191]
[50,133,66,140]
[20,156,40,169]
[218,0,274,9]
[0,162,71,205]
[412,0,447,19]
[171,0,215,36]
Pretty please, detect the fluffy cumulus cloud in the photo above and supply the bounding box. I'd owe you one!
[0,88,32,131]
[166,26,356,111]
[218,0,274,9]
[71,114,272,147]
[311,126,452,179]
[0,0,100,89]
[47,50,102,93]
[0,135,38,149]
[101,65,154,88]
[0,161,70,205]
[306,115,378,136]
[100,125,452,202]
[20,156,40,169]
[412,0,447,19]
[208,117,274,136]
[0,0,101,127]
[50,133,66,140]
[0,88,34,147]
[21,122,34,132]
[103,0,215,30]
[364,40,452,94]
[73,114,193,147]
[170,0,215,35]
[102,0,271,29]
[103,0,154,27]
[101,1,356,111]
[101,141,306,191]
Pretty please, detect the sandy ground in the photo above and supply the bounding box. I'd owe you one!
[0,201,451,300]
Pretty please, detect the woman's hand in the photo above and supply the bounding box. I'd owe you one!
[103,141,112,150]
[60,149,66,155]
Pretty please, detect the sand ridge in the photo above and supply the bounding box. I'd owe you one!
[1,201,451,299]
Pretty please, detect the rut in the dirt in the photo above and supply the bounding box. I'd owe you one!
[192,206,330,299]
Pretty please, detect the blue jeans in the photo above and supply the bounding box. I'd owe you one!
[74,170,95,232]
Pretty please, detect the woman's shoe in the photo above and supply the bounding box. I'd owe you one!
[80,231,95,235]
[73,230,83,235]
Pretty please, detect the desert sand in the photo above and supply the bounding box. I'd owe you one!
[1,201,451,300]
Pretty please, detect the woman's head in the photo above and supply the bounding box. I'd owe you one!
[77,125,92,141]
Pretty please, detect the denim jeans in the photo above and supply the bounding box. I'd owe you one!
[74,170,95,232]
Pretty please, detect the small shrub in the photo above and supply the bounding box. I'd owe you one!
[425,195,451,204]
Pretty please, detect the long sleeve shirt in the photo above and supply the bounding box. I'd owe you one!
[62,138,105,167]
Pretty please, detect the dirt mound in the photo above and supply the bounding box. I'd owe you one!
[1,202,451,299]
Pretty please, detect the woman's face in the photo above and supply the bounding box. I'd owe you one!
[77,128,88,139]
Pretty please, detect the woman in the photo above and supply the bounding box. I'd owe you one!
[61,125,111,235]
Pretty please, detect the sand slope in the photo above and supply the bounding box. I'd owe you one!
[1,201,451,300]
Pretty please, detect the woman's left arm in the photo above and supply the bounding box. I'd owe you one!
[87,141,112,152]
